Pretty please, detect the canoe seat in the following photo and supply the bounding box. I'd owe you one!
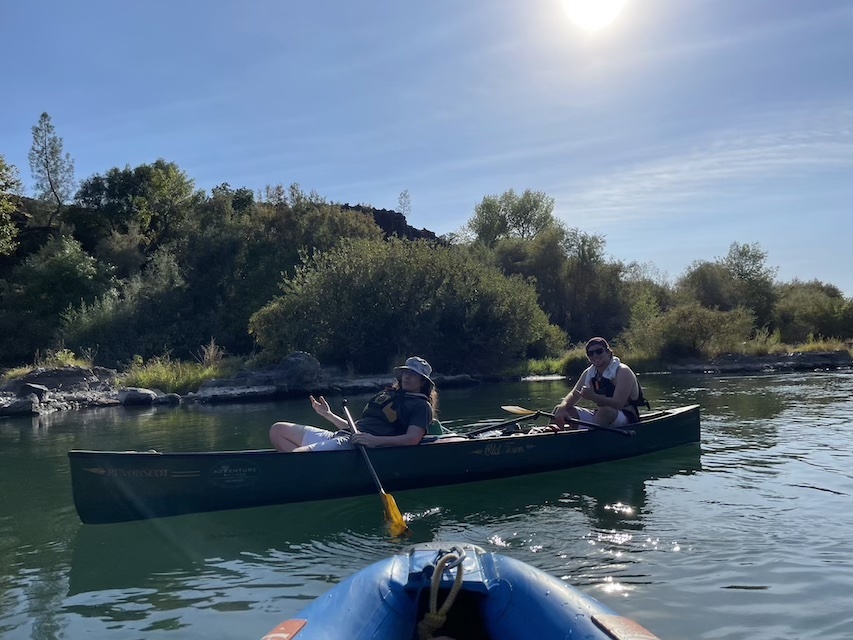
[421,420,464,444]
[427,420,452,435]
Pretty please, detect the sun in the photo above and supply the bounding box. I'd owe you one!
[563,0,628,32]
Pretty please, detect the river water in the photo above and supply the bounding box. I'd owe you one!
[1,372,851,639]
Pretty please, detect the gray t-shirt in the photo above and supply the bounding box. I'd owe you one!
[356,389,433,437]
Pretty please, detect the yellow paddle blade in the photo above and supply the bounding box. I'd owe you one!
[381,492,410,538]
[501,405,538,415]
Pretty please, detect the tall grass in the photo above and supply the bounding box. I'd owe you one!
[118,338,243,393]
[1,347,95,383]
[118,354,243,394]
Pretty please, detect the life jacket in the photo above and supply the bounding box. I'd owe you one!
[591,370,651,413]
[360,388,429,433]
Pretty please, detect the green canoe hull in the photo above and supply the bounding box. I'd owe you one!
[68,404,700,524]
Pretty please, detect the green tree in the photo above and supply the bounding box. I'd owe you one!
[63,184,385,362]
[621,302,755,361]
[29,112,75,230]
[677,242,777,329]
[487,222,630,342]
[620,261,673,317]
[721,242,777,327]
[0,236,110,364]
[558,229,629,341]
[72,159,203,257]
[677,260,734,309]
[61,247,188,366]
[493,227,570,331]
[218,185,384,352]
[0,154,23,256]
[773,280,852,343]
[619,291,664,360]
[466,188,557,247]
[210,183,254,215]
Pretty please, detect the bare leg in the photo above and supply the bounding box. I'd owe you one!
[269,422,310,452]
[594,406,618,426]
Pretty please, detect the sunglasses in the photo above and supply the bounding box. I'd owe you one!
[586,348,606,357]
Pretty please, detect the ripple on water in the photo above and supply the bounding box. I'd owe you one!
[5,373,853,640]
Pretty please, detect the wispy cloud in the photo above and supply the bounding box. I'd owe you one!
[602,3,853,76]
[553,105,853,224]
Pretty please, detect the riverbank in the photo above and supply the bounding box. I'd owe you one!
[1,350,850,417]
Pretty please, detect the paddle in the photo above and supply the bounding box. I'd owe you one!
[341,400,410,538]
[501,405,636,437]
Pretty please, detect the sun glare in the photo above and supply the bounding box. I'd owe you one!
[563,0,628,32]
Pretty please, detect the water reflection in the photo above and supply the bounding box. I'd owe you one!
[68,445,701,608]
[408,446,700,530]
[69,496,382,596]
[400,446,702,583]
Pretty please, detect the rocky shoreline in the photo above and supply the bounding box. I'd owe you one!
[1,350,850,418]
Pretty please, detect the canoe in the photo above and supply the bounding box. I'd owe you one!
[68,404,700,524]
[261,541,661,640]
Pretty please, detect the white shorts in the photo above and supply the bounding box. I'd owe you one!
[574,407,631,427]
[299,425,356,451]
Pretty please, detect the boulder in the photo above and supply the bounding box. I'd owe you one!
[274,351,323,387]
[153,393,182,406]
[118,387,159,406]
[186,385,279,404]
[17,366,98,390]
[18,382,49,400]
[3,366,118,393]
[0,394,41,416]
[197,351,325,394]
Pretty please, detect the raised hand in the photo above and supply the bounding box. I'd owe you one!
[310,395,331,416]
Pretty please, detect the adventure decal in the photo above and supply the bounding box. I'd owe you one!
[472,442,537,456]
[208,460,262,488]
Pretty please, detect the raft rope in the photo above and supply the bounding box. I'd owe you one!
[417,551,465,640]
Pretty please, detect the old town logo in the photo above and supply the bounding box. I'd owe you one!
[208,460,262,488]
[473,442,536,456]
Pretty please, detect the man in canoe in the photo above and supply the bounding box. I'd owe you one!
[269,356,438,452]
[551,337,648,429]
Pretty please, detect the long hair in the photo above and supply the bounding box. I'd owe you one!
[426,386,439,416]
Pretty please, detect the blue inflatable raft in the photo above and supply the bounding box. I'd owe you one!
[261,542,660,640]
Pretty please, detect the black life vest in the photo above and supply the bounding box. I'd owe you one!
[360,388,429,433]
[592,372,651,412]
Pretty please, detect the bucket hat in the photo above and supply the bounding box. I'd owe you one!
[394,356,434,391]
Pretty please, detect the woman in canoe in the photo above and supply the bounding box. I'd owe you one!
[269,356,438,452]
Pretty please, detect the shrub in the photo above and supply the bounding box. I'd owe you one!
[621,302,755,361]
[0,237,111,365]
[249,238,557,373]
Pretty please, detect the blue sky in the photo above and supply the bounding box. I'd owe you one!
[2,0,852,293]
